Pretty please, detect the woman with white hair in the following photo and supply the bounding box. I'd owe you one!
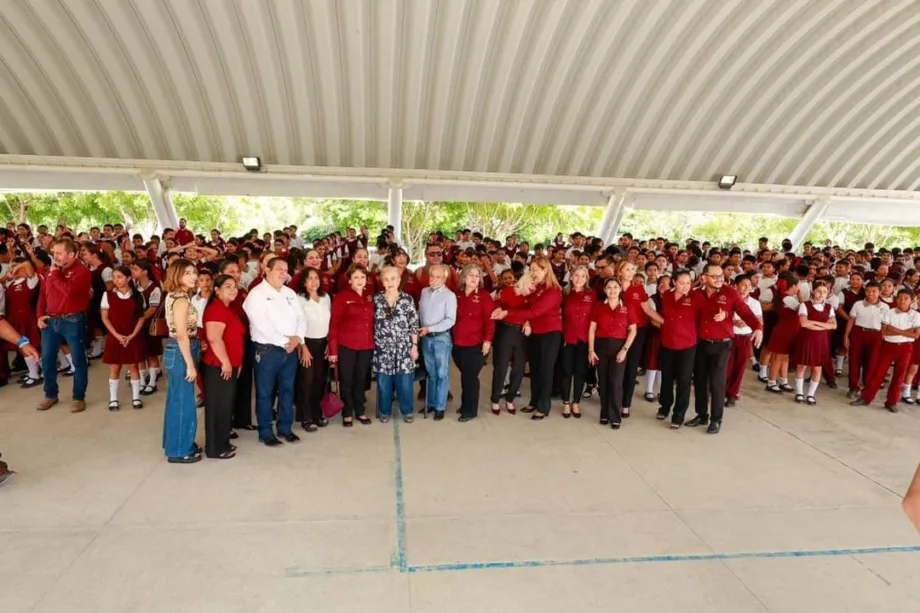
[373,266,420,422]
[452,264,495,421]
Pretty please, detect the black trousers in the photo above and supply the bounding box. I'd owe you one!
[338,346,373,418]
[528,331,562,414]
[490,322,526,403]
[622,326,647,407]
[596,337,627,423]
[295,337,328,424]
[658,345,696,423]
[232,338,254,428]
[693,339,732,421]
[452,344,484,418]
[202,364,237,457]
[559,341,589,403]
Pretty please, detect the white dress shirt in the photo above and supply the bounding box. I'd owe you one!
[849,300,888,330]
[243,281,305,347]
[298,293,331,339]
[733,296,762,335]
[882,308,920,343]
[190,292,211,323]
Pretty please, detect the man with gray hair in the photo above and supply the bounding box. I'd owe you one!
[418,263,457,420]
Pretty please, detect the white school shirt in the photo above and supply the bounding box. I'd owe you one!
[798,280,812,302]
[298,293,331,340]
[190,293,211,322]
[881,308,920,344]
[243,281,305,347]
[849,300,888,330]
[733,296,762,335]
[645,282,658,297]
[832,276,849,295]
[100,289,135,310]
[798,301,828,317]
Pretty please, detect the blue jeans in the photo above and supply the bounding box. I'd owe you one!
[162,339,200,458]
[254,343,297,440]
[422,334,452,411]
[40,313,88,401]
[376,372,414,417]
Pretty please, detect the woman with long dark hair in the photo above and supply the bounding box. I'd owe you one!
[295,267,331,431]
[589,277,637,429]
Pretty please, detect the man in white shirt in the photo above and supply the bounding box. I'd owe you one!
[851,289,920,412]
[243,257,305,446]
[288,225,304,250]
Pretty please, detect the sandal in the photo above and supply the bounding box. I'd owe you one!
[562,402,571,419]
[357,416,372,425]
[571,404,582,419]
[132,399,143,410]
[167,454,201,464]
[794,394,805,404]
[108,400,120,412]
[491,403,501,416]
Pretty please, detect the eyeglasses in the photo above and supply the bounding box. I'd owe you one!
[427,252,443,258]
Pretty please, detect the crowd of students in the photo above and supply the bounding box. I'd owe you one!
[1,218,919,473]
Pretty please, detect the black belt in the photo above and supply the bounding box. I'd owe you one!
[700,338,732,343]
[48,312,82,318]
[734,333,752,338]
[498,321,523,329]
[855,326,881,332]
[426,330,450,338]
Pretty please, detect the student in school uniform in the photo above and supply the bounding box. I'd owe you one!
[100,266,147,411]
[790,281,836,405]
[642,275,670,403]
[851,289,920,412]
[764,274,801,394]
[902,292,920,404]
[131,258,164,395]
[843,281,888,399]
[2,259,42,387]
[725,274,763,407]
[588,277,637,429]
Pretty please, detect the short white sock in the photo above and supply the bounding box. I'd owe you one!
[779,377,789,386]
[140,369,149,386]
[759,365,769,378]
[795,378,804,395]
[25,356,40,379]
[149,367,160,384]
[108,379,119,403]
[835,355,845,371]
[645,370,659,395]
[130,379,141,401]
[808,379,819,397]
[902,384,912,397]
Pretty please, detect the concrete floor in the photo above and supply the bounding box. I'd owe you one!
[1,364,919,613]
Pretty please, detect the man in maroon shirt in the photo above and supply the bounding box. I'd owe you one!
[686,263,762,434]
[36,239,93,413]
[174,218,195,246]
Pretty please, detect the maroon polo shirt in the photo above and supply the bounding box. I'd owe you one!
[696,285,761,341]
[452,289,496,347]
[37,260,92,317]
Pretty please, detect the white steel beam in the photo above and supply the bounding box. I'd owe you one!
[597,190,627,244]
[788,197,831,250]
[388,183,403,242]
[141,175,179,230]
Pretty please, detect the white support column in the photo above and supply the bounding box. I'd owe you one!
[788,197,830,251]
[387,182,403,242]
[597,189,628,246]
[141,174,179,231]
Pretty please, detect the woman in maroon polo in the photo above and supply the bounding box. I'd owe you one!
[560,266,595,418]
[588,277,637,429]
[452,264,495,421]
[615,261,663,418]
[202,274,246,459]
[494,257,563,420]
[329,264,375,426]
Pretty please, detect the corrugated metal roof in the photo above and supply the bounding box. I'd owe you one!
[1,0,919,190]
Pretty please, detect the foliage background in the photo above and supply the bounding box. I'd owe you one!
[4,192,920,261]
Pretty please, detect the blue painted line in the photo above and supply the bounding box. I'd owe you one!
[286,564,393,578]
[406,545,920,574]
[392,418,408,572]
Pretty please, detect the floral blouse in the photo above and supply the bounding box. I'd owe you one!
[165,291,199,339]
[373,292,419,375]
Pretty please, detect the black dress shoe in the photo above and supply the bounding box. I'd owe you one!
[706,420,722,434]
[261,436,284,447]
[610,422,621,430]
[685,415,709,427]
[458,415,476,422]
[656,408,667,420]
[281,432,301,443]
[520,406,537,413]
[433,411,445,421]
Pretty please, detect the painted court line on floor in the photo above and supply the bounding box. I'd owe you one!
[393,419,408,572]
